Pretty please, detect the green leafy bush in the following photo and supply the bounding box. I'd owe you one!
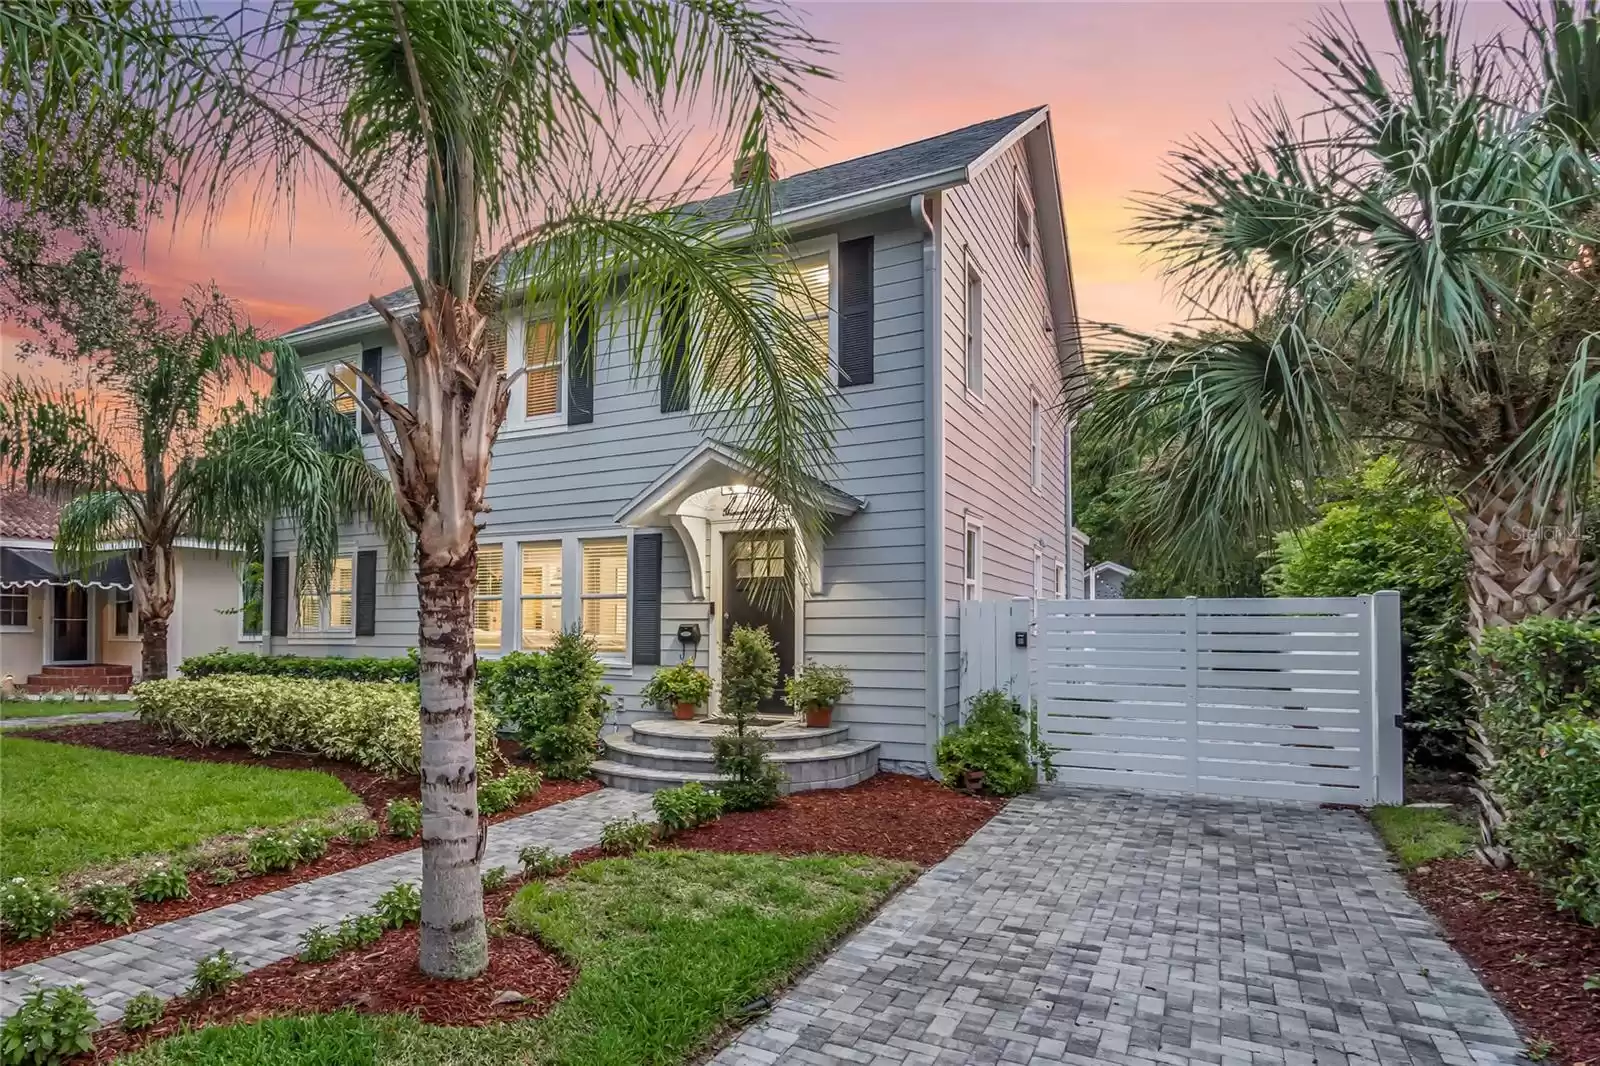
[298,924,341,963]
[936,690,1044,796]
[179,649,419,682]
[246,833,298,875]
[373,882,421,929]
[518,845,566,878]
[784,661,853,711]
[1476,617,1600,924]
[481,866,509,892]
[133,862,190,903]
[134,675,497,775]
[478,766,541,816]
[77,882,135,928]
[343,819,378,846]
[640,661,713,710]
[651,782,724,837]
[384,798,422,839]
[599,817,654,855]
[479,628,609,778]
[188,950,242,999]
[0,879,71,941]
[292,826,330,862]
[336,914,384,949]
[120,991,164,1033]
[0,985,95,1065]
[712,625,787,811]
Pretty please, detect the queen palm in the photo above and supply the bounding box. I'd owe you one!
[3,0,840,977]
[1083,0,1600,640]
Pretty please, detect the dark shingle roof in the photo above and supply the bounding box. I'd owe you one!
[283,106,1045,339]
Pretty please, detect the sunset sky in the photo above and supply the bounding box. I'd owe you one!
[0,0,1523,366]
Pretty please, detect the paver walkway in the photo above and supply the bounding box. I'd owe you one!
[0,709,136,730]
[713,787,1529,1066]
[0,787,653,1022]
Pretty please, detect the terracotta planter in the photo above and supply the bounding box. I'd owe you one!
[804,704,833,729]
[673,701,697,721]
[962,768,986,792]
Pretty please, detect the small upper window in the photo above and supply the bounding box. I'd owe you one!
[524,317,561,418]
[964,265,983,396]
[963,519,983,601]
[1014,172,1034,260]
[1030,394,1044,492]
[0,589,29,628]
[780,253,831,374]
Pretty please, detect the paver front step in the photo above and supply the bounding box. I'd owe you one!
[629,718,850,753]
[604,733,878,771]
[593,758,879,795]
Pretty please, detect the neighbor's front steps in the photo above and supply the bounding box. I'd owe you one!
[0,788,654,1024]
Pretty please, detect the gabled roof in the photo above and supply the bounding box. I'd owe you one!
[283,107,1049,343]
[613,438,865,527]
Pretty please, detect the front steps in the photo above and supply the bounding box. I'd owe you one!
[593,717,879,794]
[23,663,133,695]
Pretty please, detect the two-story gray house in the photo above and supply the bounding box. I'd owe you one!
[266,106,1084,781]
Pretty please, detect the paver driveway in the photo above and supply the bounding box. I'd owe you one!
[713,787,1528,1066]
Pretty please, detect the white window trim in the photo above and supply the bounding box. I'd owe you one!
[304,356,361,421]
[0,587,32,632]
[500,311,569,439]
[289,554,356,641]
[473,541,510,655]
[1032,546,1045,600]
[963,260,984,399]
[962,516,984,601]
[1014,166,1034,263]
[514,538,564,654]
[1029,390,1044,494]
[486,528,634,669]
[1055,561,1067,600]
[109,587,140,642]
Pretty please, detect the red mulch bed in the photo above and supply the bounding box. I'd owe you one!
[1407,858,1600,1065]
[83,886,573,1063]
[2,723,598,968]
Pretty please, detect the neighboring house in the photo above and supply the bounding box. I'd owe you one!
[0,490,257,691]
[1086,560,1135,600]
[270,107,1085,776]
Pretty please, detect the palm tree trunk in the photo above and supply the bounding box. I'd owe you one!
[415,534,488,979]
[1462,477,1593,864]
[133,543,177,680]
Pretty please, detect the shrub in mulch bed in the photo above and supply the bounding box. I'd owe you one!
[1406,858,1600,1065]
[81,886,573,1063]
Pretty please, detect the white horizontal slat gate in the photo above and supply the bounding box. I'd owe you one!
[960,595,1404,805]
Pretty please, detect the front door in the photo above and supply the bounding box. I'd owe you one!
[51,585,89,663]
[722,532,795,714]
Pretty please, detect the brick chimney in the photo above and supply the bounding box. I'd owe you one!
[733,153,778,186]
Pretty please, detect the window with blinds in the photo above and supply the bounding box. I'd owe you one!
[329,556,354,629]
[581,538,628,653]
[524,317,561,417]
[330,365,358,416]
[474,545,504,651]
[485,316,507,372]
[519,541,562,650]
[779,254,830,372]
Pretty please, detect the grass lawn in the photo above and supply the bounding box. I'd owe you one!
[1368,804,1476,869]
[0,698,132,720]
[0,736,357,880]
[119,850,913,1066]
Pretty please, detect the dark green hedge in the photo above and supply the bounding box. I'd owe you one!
[178,649,419,683]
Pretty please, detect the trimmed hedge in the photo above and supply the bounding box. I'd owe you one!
[178,650,419,683]
[1475,617,1600,925]
[135,675,497,776]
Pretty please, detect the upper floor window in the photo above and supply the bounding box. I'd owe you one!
[581,538,628,654]
[964,265,983,396]
[1014,170,1034,261]
[474,544,504,652]
[1030,393,1044,492]
[518,541,563,651]
[297,555,353,633]
[779,252,831,374]
[963,517,983,600]
[0,589,29,629]
[486,313,564,432]
[305,364,358,425]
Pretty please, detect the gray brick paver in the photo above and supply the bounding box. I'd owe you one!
[711,788,1531,1066]
[0,786,651,1022]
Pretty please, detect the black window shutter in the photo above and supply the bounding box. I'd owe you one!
[838,236,875,387]
[631,533,663,666]
[269,555,289,637]
[360,347,382,434]
[568,305,594,425]
[659,298,689,413]
[355,550,378,636]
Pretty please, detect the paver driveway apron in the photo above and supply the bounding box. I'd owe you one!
[715,787,1527,1066]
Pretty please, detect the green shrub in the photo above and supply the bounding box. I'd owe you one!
[481,866,509,892]
[292,826,330,862]
[208,867,236,886]
[936,690,1044,796]
[478,766,541,816]
[343,819,378,846]
[0,879,71,941]
[77,882,135,928]
[384,798,422,839]
[479,628,609,778]
[188,949,242,999]
[179,649,419,683]
[712,625,786,811]
[518,845,566,878]
[640,661,713,710]
[336,913,384,950]
[246,833,299,875]
[134,674,497,775]
[298,924,341,963]
[651,782,724,837]
[1476,618,1600,924]
[373,882,421,929]
[133,862,190,903]
[0,985,95,1065]
[599,817,654,855]
[120,991,164,1033]
[784,661,853,711]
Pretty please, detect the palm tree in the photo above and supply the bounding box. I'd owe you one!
[1081,0,1600,641]
[0,240,405,679]
[2,1,840,977]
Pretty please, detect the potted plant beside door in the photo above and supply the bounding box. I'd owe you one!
[785,661,853,729]
[641,661,713,721]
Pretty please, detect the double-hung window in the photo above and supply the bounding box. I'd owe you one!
[111,588,137,639]
[779,252,832,374]
[296,555,354,633]
[581,538,628,654]
[964,264,983,396]
[962,518,983,601]
[0,589,29,629]
[1030,393,1044,492]
[474,545,504,652]
[518,541,563,650]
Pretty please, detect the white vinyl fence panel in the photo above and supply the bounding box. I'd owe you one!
[959,594,1403,805]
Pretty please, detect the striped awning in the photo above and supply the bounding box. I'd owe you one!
[0,548,133,590]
